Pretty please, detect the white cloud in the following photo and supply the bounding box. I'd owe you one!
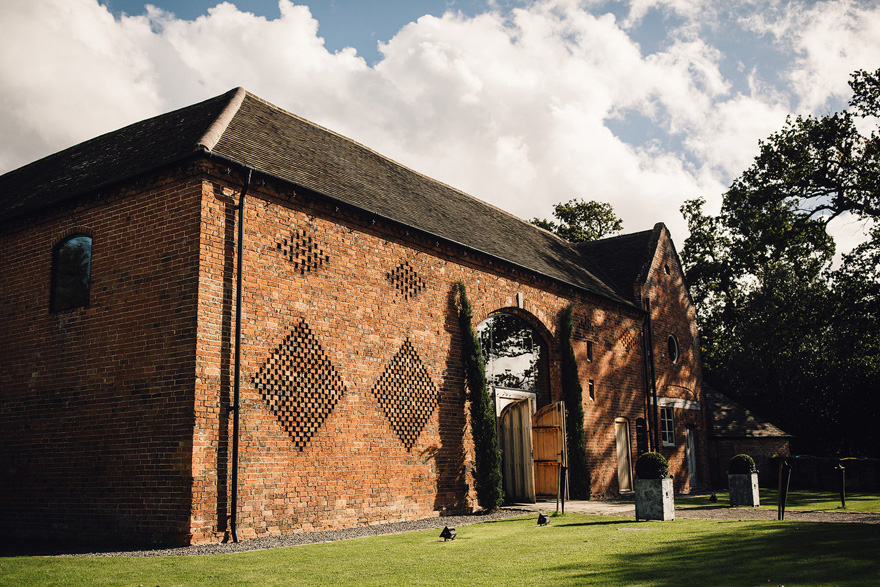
[740,0,880,112]
[1,0,877,245]
[0,0,161,170]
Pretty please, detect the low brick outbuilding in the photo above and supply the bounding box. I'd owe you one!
[0,88,708,545]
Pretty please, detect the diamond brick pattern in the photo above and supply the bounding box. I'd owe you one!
[252,319,346,450]
[372,339,438,451]
[621,329,640,351]
[276,229,329,274]
[387,261,425,300]
[572,314,592,341]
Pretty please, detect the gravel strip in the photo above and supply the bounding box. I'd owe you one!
[25,510,529,558]
[8,506,878,557]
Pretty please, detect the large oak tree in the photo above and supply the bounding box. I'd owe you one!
[681,68,880,456]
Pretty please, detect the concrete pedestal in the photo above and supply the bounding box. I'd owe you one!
[728,473,760,507]
[635,478,675,521]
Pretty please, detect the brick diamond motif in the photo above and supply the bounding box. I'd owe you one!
[276,229,329,274]
[372,339,438,451]
[572,314,592,341]
[621,329,640,351]
[252,319,346,450]
[387,261,425,300]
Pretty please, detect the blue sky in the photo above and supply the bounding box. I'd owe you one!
[99,1,509,65]
[2,0,878,248]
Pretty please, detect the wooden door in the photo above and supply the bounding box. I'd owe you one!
[532,402,567,498]
[615,418,633,492]
[499,400,535,502]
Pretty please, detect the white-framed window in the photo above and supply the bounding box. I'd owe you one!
[660,406,675,446]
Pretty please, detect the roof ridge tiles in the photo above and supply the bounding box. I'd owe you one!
[197,87,246,152]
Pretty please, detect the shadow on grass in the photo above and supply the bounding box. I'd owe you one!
[548,521,880,586]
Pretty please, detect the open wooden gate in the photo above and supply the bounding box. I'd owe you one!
[499,400,568,503]
[532,402,567,499]
[499,399,535,502]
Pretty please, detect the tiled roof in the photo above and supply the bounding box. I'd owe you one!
[704,386,791,439]
[576,224,663,298]
[0,90,237,222]
[0,88,639,307]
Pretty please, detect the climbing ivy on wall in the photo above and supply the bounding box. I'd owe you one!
[561,304,590,499]
[457,281,504,510]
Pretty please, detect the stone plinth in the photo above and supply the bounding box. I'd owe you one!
[635,478,675,521]
[728,473,760,507]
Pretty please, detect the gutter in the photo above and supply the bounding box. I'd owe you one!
[642,298,660,451]
[200,151,642,314]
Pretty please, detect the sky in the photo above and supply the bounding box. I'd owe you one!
[2,0,879,251]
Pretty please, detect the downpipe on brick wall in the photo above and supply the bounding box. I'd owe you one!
[231,167,253,544]
[642,298,660,452]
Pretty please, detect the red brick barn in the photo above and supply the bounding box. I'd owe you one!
[0,88,707,545]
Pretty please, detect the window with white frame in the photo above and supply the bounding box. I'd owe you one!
[660,406,675,446]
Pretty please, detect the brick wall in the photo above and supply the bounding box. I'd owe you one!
[710,438,791,489]
[0,165,203,545]
[640,228,709,493]
[1,159,707,546]
[190,164,659,541]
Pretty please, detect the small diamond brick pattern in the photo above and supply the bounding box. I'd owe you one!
[372,339,438,451]
[387,261,425,300]
[252,319,346,450]
[276,229,329,274]
[572,315,592,341]
[621,329,640,351]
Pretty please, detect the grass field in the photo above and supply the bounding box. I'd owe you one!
[677,489,880,512]
[2,512,879,586]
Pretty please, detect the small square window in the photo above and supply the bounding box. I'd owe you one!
[588,379,595,401]
[660,406,675,446]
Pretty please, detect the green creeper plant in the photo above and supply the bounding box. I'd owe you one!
[560,304,590,498]
[457,281,503,510]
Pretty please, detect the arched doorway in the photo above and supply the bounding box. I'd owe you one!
[479,312,562,502]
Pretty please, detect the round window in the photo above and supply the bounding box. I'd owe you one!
[667,335,679,364]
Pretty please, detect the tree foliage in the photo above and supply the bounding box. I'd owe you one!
[457,281,504,510]
[680,68,880,457]
[532,199,623,243]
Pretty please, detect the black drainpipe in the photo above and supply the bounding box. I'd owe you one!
[230,167,253,543]
[643,298,660,452]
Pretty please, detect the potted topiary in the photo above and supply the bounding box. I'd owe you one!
[634,452,674,521]
[727,454,759,507]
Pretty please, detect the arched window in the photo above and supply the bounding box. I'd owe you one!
[667,334,680,364]
[478,313,544,392]
[50,235,92,313]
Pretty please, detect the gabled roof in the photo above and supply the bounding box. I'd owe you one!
[576,223,663,297]
[0,87,636,307]
[704,386,792,439]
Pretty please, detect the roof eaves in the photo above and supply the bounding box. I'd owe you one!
[202,149,640,311]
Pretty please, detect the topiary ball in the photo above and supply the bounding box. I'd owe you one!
[728,453,757,474]
[635,451,669,479]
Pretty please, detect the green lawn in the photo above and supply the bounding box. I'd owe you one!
[2,513,879,586]
[677,489,880,512]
